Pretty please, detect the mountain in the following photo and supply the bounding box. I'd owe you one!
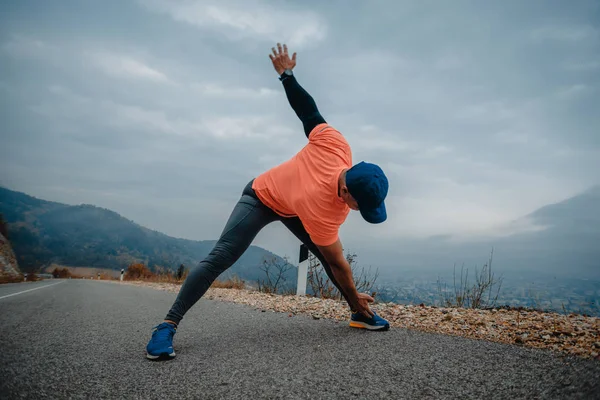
[0,187,296,285]
[526,185,600,235]
[370,185,600,281]
[492,185,600,278]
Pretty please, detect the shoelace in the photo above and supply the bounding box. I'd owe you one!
[153,324,175,343]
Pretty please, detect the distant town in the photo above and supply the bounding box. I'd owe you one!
[374,269,600,317]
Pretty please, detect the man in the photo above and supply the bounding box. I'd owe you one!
[146,43,390,360]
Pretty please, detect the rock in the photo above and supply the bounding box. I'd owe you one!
[542,335,551,340]
[491,309,498,313]
[0,233,21,280]
[443,314,452,321]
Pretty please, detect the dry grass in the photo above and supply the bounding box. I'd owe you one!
[210,275,246,289]
[43,265,121,279]
[119,262,246,289]
[0,274,25,284]
[130,272,246,289]
[30,262,248,290]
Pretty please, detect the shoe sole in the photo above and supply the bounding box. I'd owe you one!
[349,321,390,331]
[146,351,176,360]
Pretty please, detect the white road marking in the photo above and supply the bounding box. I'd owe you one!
[0,281,65,300]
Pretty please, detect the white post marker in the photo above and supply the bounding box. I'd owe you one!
[296,244,309,296]
[120,269,124,282]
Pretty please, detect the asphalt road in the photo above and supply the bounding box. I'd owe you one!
[1,280,599,399]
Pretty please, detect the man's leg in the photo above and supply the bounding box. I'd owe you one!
[164,181,279,325]
[279,217,353,307]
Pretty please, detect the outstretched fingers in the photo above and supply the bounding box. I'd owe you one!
[284,44,297,62]
[268,43,296,71]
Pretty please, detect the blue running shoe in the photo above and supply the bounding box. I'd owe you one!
[349,311,390,331]
[146,322,176,360]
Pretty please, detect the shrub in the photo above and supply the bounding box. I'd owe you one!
[124,263,154,280]
[25,272,39,282]
[436,248,503,309]
[0,274,25,284]
[52,267,71,279]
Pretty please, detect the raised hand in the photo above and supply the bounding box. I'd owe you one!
[269,43,297,75]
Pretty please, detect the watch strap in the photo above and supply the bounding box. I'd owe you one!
[279,69,294,81]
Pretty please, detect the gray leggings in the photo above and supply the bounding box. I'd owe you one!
[165,179,350,325]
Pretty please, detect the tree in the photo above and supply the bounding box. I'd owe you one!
[257,255,294,294]
[176,264,186,281]
[0,213,9,240]
[307,250,379,300]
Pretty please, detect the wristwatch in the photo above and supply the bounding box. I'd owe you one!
[279,69,293,81]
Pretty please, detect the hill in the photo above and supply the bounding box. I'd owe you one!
[492,184,600,277]
[0,187,296,285]
[370,185,600,281]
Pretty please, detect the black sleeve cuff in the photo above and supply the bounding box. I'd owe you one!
[279,71,294,82]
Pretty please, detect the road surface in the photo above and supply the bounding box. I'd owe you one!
[1,279,598,399]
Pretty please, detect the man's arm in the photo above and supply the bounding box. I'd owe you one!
[316,239,375,318]
[269,43,326,138]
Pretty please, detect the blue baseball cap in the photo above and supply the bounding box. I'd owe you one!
[345,161,389,224]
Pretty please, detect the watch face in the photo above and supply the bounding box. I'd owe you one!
[284,69,293,75]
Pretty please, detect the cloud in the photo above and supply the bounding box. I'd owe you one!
[202,115,295,140]
[192,83,279,99]
[86,51,171,83]
[454,101,516,123]
[1,34,58,61]
[137,0,327,47]
[33,84,295,144]
[554,84,593,100]
[375,157,574,240]
[531,25,598,42]
[563,59,600,71]
[2,0,599,261]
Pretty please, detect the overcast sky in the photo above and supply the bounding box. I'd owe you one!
[1,0,599,263]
